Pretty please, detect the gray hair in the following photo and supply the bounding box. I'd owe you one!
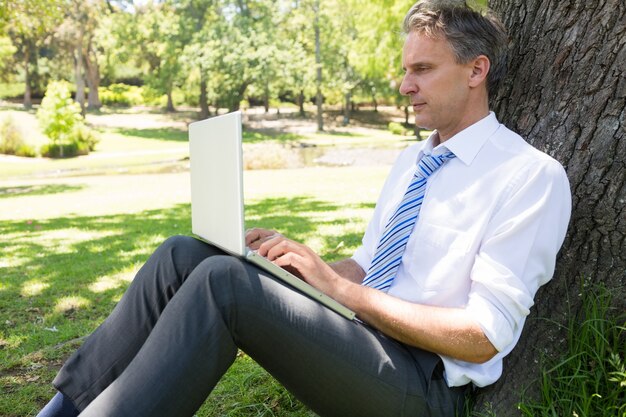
[403,0,509,97]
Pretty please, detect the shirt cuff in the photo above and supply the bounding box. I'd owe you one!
[351,246,371,274]
[465,284,517,352]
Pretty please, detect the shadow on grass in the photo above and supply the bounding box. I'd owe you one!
[242,130,304,144]
[0,184,86,199]
[109,127,305,144]
[316,130,365,137]
[111,127,188,142]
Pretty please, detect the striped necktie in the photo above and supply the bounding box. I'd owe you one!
[362,151,456,292]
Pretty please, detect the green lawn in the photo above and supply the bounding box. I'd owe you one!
[0,106,396,416]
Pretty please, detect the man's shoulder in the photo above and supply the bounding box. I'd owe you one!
[489,124,565,171]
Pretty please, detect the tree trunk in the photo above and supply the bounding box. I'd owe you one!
[165,87,175,113]
[343,90,351,126]
[199,72,209,119]
[474,0,626,414]
[74,26,86,116]
[23,41,31,109]
[314,0,324,132]
[85,40,102,110]
[413,125,421,141]
[298,89,305,117]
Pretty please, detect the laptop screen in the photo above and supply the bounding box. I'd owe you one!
[189,111,246,256]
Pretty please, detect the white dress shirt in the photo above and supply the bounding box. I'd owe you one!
[352,112,571,387]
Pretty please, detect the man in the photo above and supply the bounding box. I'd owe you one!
[38,1,571,416]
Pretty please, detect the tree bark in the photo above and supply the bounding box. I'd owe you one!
[298,89,305,117]
[22,40,31,109]
[74,42,86,116]
[85,39,102,110]
[263,81,270,114]
[314,0,324,132]
[475,0,626,414]
[199,72,209,119]
[165,86,175,113]
[342,90,351,126]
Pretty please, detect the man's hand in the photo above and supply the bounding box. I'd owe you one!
[245,228,280,250]
[255,234,342,295]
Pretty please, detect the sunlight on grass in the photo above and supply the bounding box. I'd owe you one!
[0,257,18,268]
[88,269,136,293]
[34,229,120,253]
[54,296,91,314]
[20,280,50,297]
[0,334,25,351]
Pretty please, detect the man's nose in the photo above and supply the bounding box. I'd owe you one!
[399,74,415,96]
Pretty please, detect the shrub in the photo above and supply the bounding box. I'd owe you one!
[37,81,98,158]
[388,122,408,136]
[99,83,145,107]
[0,116,35,157]
[140,85,165,106]
[40,141,89,158]
[15,143,36,157]
[71,124,99,152]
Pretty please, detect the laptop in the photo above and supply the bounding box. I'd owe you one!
[188,111,355,321]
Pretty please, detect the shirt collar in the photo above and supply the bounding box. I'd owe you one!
[420,112,501,166]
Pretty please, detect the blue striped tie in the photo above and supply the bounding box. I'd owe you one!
[362,151,456,292]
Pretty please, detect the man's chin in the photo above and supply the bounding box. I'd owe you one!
[413,118,433,131]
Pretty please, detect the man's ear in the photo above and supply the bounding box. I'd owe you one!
[468,55,490,88]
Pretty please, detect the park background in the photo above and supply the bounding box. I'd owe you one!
[0,0,624,416]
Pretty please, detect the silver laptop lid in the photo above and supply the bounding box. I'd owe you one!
[189,111,245,256]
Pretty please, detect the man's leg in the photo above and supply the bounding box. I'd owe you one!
[53,236,219,411]
[77,249,467,417]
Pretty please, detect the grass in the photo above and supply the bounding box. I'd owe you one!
[516,284,626,417]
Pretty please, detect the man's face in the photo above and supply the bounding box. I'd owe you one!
[399,31,476,141]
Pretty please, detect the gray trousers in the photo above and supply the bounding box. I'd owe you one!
[53,236,469,416]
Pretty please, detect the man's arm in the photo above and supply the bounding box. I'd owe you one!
[333,278,498,364]
[328,259,365,284]
[256,236,498,364]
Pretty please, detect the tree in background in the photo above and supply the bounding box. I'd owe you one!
[0,35,17,81]
[54,0,107,113]
[4,0,64,108]
[125,1,186,112]
[178,0,216,118]
[279,0,317,117]
[353,0,414,114]
[36,81,84,157]
[473,0,626,414]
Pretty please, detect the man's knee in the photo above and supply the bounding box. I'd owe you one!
[191,255,254,306]
[157,235,212,272]
[158,235,204,257]
[133,235,214,295]
[195,255,246,284]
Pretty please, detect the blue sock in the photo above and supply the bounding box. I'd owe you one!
[36,391,79,417]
